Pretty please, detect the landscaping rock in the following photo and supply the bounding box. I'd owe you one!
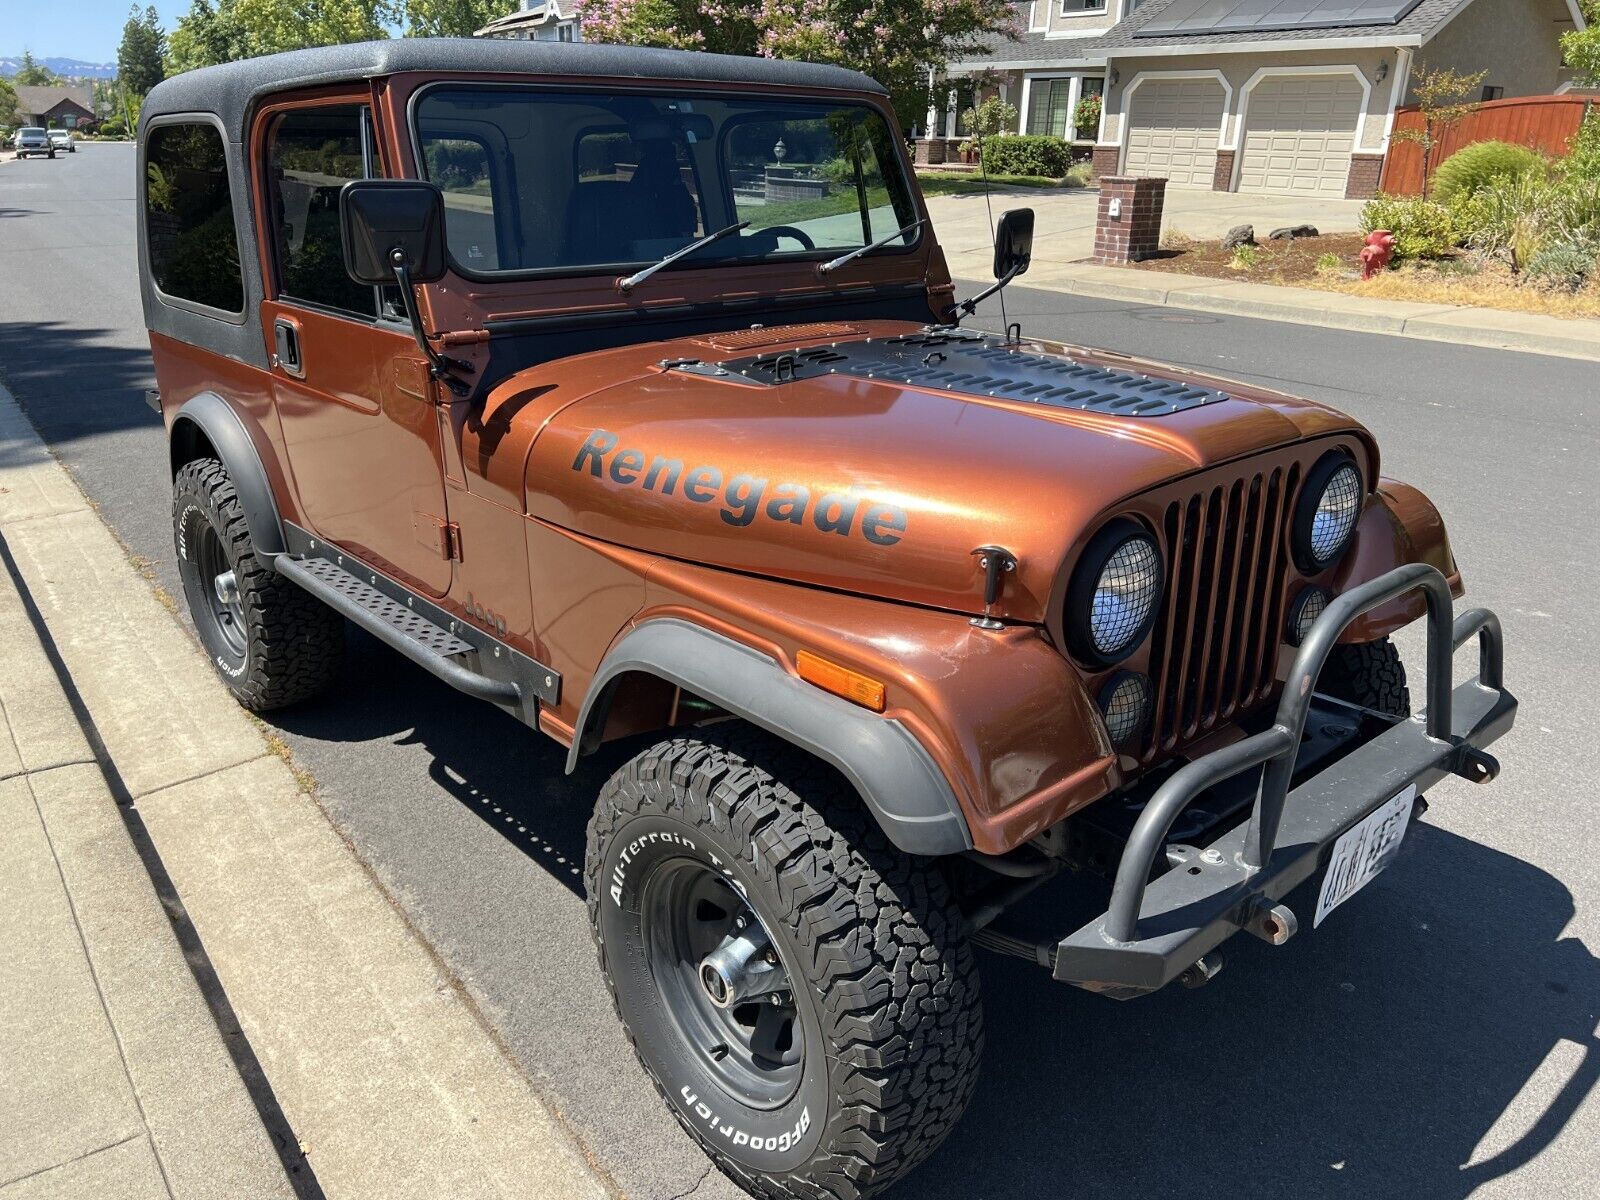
[1221,224,1256,250]
[1269,225,1320,241]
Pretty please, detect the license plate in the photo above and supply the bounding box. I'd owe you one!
[1313,784,1417,928]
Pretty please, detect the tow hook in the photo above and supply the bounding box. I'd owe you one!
[1453,745,1500,784]
[1241,897,1299,946]
[1178,952,1223,989]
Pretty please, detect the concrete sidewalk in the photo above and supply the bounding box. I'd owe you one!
[0,381,612,1200]
[1,545,297,1199]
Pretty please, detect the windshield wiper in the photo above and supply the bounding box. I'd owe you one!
[617,221,750,292]
[816,219,925,276]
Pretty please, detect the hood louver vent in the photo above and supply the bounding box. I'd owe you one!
[711,330,1229,418]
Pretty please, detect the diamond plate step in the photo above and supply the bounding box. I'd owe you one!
[293,557,472,657]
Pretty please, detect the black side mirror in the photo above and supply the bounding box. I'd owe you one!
[993,207,1034,280]
[340,179,447,286]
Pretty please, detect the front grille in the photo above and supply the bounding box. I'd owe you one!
[1142,463,1301,759]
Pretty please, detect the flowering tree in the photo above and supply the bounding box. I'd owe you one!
[575,0,1021,127]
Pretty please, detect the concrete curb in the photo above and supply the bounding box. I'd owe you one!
[1007,262,1600,363]
[0,380,613,1200]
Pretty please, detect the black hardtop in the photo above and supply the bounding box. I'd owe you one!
[141,37,889,144]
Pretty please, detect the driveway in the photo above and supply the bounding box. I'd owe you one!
[925,183,1366,279]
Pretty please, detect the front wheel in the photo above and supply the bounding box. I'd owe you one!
[586,730,982,1200]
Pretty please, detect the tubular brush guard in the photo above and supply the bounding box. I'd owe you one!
[1053,562,1515,998]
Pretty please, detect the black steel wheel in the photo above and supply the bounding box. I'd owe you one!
[174,458,344,710]
[587,728,981,1200]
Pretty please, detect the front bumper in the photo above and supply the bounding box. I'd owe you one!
[1052,562,1514,998]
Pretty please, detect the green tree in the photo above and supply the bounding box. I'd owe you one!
[167,0,400,73]
[1561,1,1600,84]
[14,50,60,86]
[1389,63,1487,197]
[405,0,506,36]
[573,0,1020,128]
[0,80,20,129]
[118,5,168,96]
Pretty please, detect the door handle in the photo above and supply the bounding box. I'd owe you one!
[272,317,304,378]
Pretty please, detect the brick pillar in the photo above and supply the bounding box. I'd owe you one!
[1093,176,1167,264]
[1090,145,1121,181]
[1345,153,1385,199]
[915,138,948,166]
[1212,150,1236,192]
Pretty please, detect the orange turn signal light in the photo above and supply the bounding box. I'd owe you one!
[796,650,886,713]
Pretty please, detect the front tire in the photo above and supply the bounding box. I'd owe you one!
[586,730,982,1200]
[1321,637,1410,717]
[174,458,343,711]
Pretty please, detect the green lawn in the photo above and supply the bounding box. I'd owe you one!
[916,172,1079,194]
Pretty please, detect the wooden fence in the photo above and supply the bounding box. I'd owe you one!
[1378,94,1595,196]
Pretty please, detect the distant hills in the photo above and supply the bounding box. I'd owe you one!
[1,56,118,81]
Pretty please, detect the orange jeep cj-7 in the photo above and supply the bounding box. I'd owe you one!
[137,40,1516,1200]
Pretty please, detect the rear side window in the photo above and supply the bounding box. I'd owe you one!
[145,122,244,314]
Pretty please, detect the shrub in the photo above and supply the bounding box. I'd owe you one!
[1359,193,1457,259]
[1566,110,1600,183]
[1432,141,1546,205]
[1064,161,1094,188]
[1527,241,1597,291]
[981,134,1070,178]
[1230,244,1261,269]
[1456,172,1557,271]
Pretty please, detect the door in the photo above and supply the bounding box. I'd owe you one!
[260,98,455,596]
[1238,74,1362,196]
[1124,77,1226,189]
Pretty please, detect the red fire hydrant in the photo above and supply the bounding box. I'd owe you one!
[1359,230,1396,280]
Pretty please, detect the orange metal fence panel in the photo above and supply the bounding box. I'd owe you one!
[1378,95,1593,196]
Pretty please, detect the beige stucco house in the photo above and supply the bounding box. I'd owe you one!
[940,0,1588,197]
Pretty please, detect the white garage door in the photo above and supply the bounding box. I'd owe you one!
[1238,74,1364,196]
[1124,78,1226,189]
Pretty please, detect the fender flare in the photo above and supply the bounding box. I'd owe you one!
[567,618,973,857]
[169,392,287,560]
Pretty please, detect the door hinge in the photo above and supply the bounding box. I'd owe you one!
[414,514,462,561]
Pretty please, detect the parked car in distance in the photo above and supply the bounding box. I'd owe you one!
[47,129,75,154]
[14,128,56,159]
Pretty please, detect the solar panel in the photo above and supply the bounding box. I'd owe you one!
[1135,0,1426,37]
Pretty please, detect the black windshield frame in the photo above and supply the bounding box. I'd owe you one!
[406,80,923,284]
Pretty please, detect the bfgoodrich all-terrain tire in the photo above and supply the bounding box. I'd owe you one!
[1320,637,1410,718]
[586,729,982,1200]
[174,458,343,711]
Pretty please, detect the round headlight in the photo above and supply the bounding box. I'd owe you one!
[1098,671,1154,749]
[1293,453,1362,573]
[1066,519,1163,665]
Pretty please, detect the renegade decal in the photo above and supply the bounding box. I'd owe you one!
[573,430,908,546]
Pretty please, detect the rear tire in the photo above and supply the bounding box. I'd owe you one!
[586,729,982,1200]
[1321,637,1409,717]
[174,458,343,711]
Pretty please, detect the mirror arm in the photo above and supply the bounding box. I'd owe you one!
[953,255,1029,320]
[391,256,472,397]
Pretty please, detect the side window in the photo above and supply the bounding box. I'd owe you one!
[423,137,499,270]
[145,122,244,314]
[266,105,375,316]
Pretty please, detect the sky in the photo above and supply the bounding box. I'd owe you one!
[4,2,188,64]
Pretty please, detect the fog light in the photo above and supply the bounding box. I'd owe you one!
[1287,586,1332,646]
[1098,671,1153,749]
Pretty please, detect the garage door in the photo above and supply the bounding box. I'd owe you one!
[1238,74,1363,196]
[1124,78,1226,189]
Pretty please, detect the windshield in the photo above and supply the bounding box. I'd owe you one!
[21,128,45,136]
[412,87,919,276]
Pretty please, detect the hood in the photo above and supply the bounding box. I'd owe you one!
[518,322,1374,620]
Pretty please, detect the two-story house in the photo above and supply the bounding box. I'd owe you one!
[475,0,583,42]
[944,0,1588,197]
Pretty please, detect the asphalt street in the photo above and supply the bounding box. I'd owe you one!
[3,144,1597,1200]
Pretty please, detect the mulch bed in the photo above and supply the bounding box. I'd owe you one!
[1132,233,1370,284]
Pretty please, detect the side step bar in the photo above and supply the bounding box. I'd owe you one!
[275,555,522,707]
